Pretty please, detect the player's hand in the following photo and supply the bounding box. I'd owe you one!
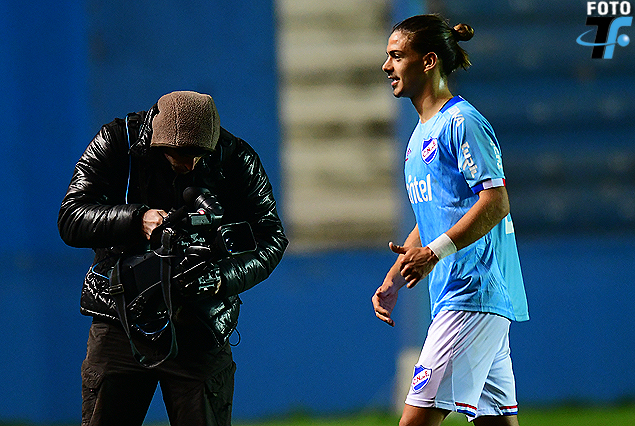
[142,209,168,240]
[372,279,399,327]
[389,242,438,288]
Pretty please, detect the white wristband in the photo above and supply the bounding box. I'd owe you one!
[426,233,457,260]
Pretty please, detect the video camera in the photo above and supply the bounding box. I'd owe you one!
[145,186,257,285]
[113,187,256,329]
[157,186,257,284]
[107,187,253,365]
[153,186,255,253]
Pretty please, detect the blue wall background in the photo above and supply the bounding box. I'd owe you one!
[1,0,634,424]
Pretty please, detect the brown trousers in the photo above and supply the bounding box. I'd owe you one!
[81,320,235,426]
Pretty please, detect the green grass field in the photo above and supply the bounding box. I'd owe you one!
[232,404,635,426]
[3,404,635,425]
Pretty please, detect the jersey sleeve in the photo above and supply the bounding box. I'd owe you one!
[450,106,506,193]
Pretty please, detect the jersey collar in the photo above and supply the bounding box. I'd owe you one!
[439,95,465,114]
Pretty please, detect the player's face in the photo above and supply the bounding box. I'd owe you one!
[382,30,427,99]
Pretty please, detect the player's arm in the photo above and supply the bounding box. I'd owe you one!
[446,185,509,250]
[372,224,424,326]
[448,111,511,251]
[387,185,509,291]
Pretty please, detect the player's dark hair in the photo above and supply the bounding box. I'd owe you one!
[392,14,474,76]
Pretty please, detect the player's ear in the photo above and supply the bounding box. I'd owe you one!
[422,52,438,73]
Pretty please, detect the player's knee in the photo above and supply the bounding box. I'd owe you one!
[399,406,448,426]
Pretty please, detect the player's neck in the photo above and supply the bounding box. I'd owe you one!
[413,92,454,123]
[412,78,453,123]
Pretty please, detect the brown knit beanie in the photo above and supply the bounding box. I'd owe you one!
[150,91,220,152]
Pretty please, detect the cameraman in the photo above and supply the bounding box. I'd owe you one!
[58,91,288,426]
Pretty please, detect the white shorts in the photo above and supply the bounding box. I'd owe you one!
[405,310,518,421]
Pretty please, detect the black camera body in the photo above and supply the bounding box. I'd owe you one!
[107,187,250,364]
[152,186,257,260]
[115,187,256,330]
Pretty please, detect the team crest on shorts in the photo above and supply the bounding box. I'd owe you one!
[411,364,432,393]
[421,138,438,164]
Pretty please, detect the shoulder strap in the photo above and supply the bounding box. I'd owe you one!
[125,113,142,149]
[124,113,142,203]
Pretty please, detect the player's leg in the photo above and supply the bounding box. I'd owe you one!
[403,311,486,424]
[399,404,449,426]
[435,312,513,424]
[473,414,520,426]
[403,311,513,425]
[402,310,461,417]
[471,319,520,426]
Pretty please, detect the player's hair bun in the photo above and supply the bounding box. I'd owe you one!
[452,23,474,42]
[391,14,473,74]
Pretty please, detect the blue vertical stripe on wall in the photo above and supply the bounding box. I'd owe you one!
[0,0,91,423]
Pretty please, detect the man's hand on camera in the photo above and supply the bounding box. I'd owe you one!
[142,209,168,240]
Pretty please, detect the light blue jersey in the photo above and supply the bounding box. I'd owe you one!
[404,96,529,322]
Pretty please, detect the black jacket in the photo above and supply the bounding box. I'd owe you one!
[58,107,288,322]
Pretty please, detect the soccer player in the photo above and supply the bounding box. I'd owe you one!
[372,14,529,426]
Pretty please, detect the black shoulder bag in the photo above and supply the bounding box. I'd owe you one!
[108,230,179,368]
